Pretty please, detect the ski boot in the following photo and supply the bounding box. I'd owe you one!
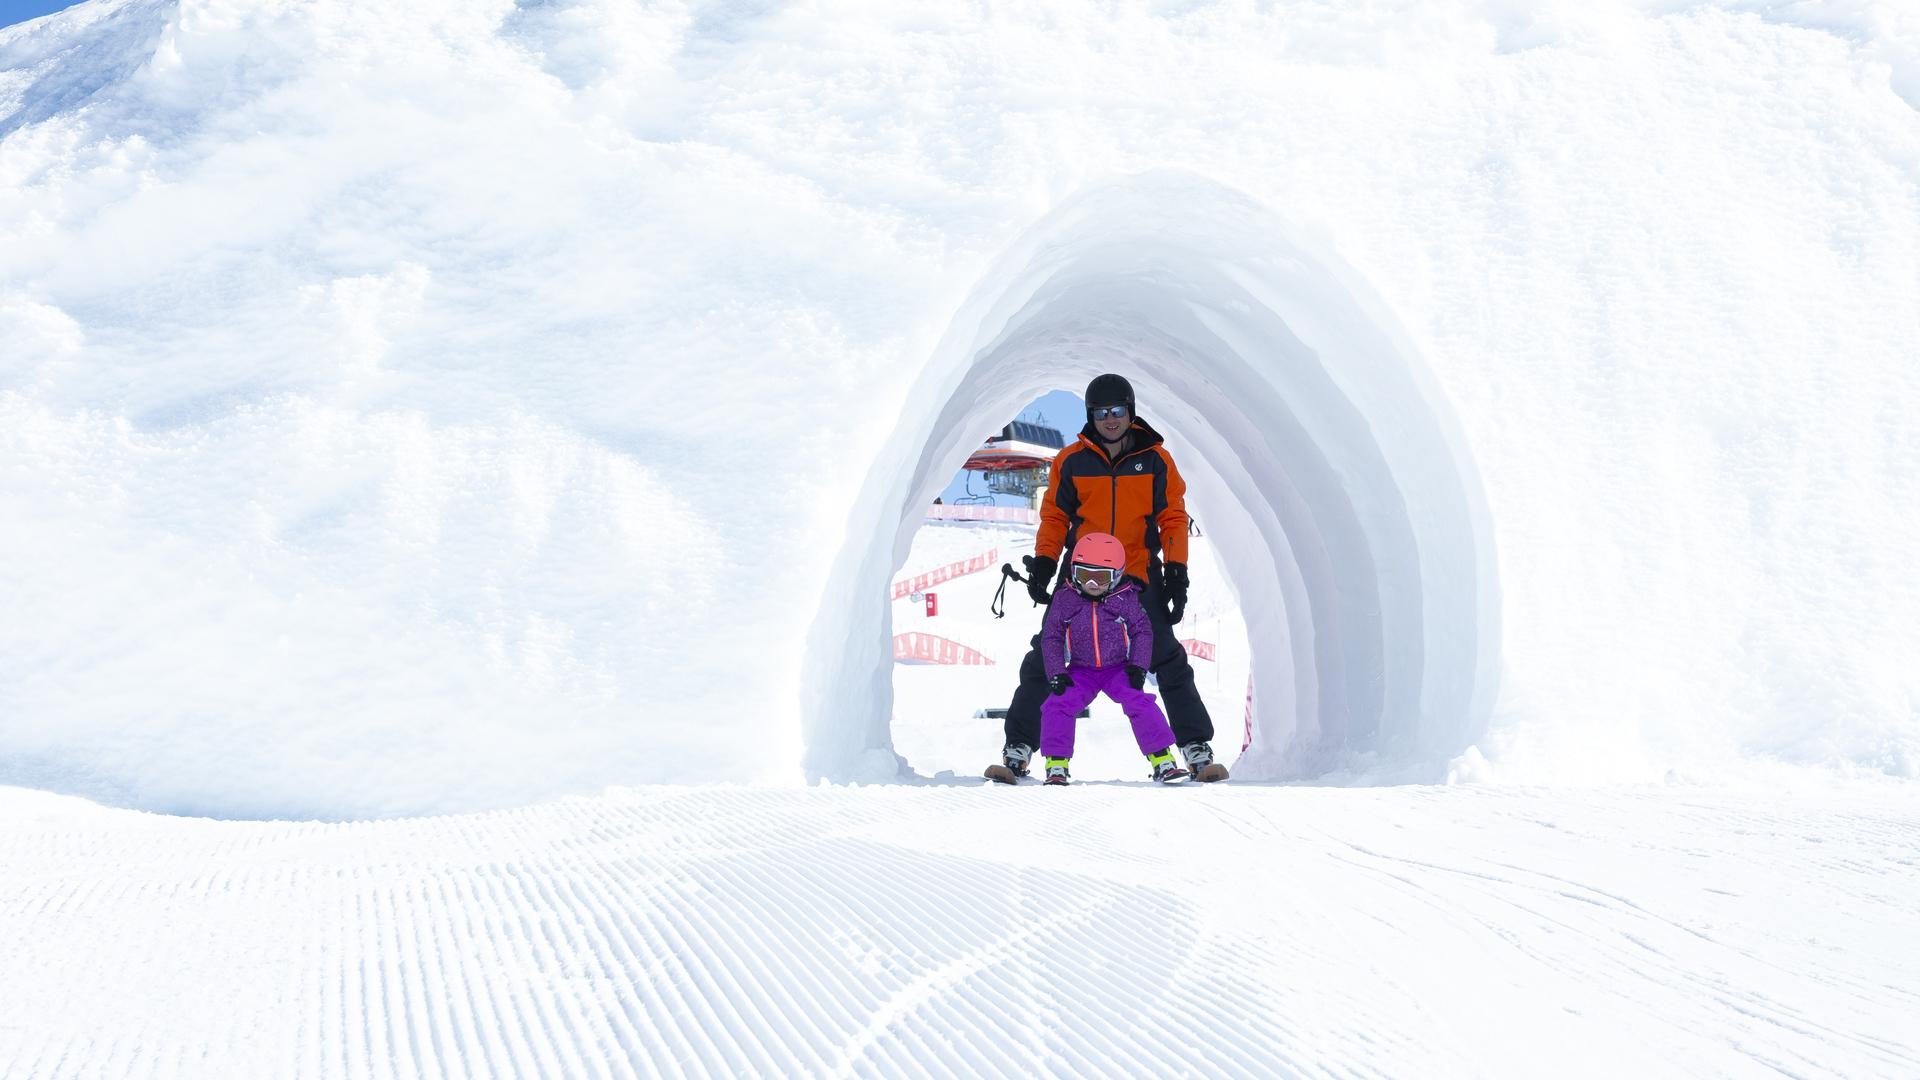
[1182,741,1229,783]
[985,743,1033,785]
[1043,757,1071,786]
[1147,749,1191,784]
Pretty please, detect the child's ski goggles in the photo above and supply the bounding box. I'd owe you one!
[1071,563,1121,590]
[1089,405,1130,421]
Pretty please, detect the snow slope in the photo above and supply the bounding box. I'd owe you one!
[3,0,1918,819]
[2,780,1916,1078]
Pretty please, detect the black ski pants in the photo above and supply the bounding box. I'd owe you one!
[1002,576,1216,752]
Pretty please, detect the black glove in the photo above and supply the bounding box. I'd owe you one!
[1024,554,1057,606]
[1126,665,1147,690]
[1048,673,1074,696]
[1162,561,1189,625]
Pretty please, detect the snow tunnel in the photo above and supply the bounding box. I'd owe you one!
[804,172,1501,782]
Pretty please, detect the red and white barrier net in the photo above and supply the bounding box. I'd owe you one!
[893,633,996,666]
[891,548,999,600]
[924,505,1039,525]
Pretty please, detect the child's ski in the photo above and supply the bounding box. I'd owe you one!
[1148,753,1190,784]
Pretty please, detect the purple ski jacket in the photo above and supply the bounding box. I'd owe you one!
[1040,580,1154,678]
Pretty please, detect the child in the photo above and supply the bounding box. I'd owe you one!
[1038,532,1191,785]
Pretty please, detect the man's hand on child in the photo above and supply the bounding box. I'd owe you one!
[1048,674,1074,696]
[1126,665,1147,690]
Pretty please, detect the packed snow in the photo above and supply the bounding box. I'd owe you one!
[3,780,1917,1078]
[3,0,1919,1075]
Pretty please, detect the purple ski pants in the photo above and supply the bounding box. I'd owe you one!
[1039,663,1179,760]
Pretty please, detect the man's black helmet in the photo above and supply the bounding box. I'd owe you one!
[1084,373,1135,418]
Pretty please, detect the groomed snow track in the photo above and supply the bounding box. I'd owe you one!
[4,783,1915,1078]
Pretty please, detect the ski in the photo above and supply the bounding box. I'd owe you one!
[985,763,1223,783]
[983,764,1026,784]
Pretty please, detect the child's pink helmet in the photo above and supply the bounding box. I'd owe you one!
[1069,533,1127,596]
[1070,532,1126,571]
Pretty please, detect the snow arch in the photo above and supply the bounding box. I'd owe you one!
[805,173,1500,781]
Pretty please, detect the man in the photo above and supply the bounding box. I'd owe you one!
[989,373,1226,783]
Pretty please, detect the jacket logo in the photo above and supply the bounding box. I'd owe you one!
[1134,462,1145,472]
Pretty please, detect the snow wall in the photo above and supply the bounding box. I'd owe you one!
[2,0,1917,818]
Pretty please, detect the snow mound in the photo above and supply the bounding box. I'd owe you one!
[2,0,1916,817]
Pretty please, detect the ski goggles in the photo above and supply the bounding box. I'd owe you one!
[1088,405,1130,421]
[1071,563,1121,590]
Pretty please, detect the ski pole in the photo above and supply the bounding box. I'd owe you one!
[989,563,1026,619]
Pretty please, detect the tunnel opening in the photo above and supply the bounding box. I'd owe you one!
[804,173,1500,783]
[886,390,1256,781]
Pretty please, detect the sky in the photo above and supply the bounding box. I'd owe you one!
[0,0,76,30]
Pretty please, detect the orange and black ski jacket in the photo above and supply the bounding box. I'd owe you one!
[1035,417,1190,584]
